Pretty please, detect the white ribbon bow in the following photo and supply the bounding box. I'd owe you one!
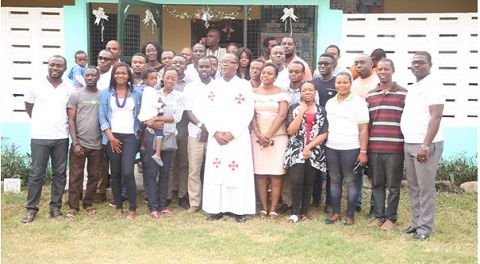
[93,7,109,42]
[280,7,297,36]
[93,7,109,25]
[280,7,298,22]
[143,9,157,34]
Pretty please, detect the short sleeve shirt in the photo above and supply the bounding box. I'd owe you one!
[325,93,369,150]
[24,77,75,139]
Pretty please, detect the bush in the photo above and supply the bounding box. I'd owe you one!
[1,143,31,187]
[1,143,53,187]
[437,152,478,186]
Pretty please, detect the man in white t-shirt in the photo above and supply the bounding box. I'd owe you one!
[22,55,75,223]
[183,57,213,213]
[398,51,445,241]
[96,49,114,91]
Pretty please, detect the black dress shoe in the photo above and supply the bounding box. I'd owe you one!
[396,226,417,234]
[234,214,247,223]
[50,209,63,219]
[207,213,224,221]
[411,233,429,241]
[178,197,190,210]
[21,210,37,223]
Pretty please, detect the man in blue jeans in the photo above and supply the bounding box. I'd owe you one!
[22,55,75,223]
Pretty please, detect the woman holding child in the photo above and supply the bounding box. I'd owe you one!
[140,67,185,219]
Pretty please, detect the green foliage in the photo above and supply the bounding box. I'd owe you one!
[1,142,53,187]
[437,152,478,186]
[1,143,31,186]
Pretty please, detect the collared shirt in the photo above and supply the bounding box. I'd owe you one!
[184,79,212,137]
[325,92,369,150]
[366,83,407,154]
[155,88,186,135]
[24,77,75,139]
[401,74,445,143]
[287,83,320,106]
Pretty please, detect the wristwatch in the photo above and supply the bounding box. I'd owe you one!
[421,144,430,151]
[196,122,203,128]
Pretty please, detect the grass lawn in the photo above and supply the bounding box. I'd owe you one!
[1,187,477,264]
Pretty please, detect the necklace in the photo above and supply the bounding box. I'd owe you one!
[115,90,128,108]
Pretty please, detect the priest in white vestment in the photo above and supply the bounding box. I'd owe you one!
[202,53,256,223]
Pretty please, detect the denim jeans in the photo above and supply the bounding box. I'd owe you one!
[312,170,331,206]
[288,160,317,216]
[26,138,69,212]
[326,147,359,218]
[369,153,404,222]
[106,133,138,211]
[142,131,174,212]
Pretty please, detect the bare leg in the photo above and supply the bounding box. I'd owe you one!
[255,175,268,212]
[270,175,284,213]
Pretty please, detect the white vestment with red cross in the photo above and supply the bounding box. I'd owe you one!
[202,76,256,215]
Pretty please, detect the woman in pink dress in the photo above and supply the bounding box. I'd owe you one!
[251,62,290,219]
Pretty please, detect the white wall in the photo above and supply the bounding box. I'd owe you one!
[1,7,65,122]
[341,13,479,127]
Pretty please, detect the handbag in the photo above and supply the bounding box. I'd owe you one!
[153,133,177,151]
[257,116,287,137]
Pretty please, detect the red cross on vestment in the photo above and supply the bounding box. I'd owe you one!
[228,161,239,171]
[235,94,245,104]
[213,158,221,168]
[208,91,215,101]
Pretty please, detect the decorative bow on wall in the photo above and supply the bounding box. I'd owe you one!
[93,7,109,42]
[143,9,157,34]
[280,7,297,36]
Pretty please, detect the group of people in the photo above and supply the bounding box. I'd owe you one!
[22,27,445,241]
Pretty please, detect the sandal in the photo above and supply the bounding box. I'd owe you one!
[269,211,279,220]
[344,217,355,226]
[258,210,268,219]
[301,214,312,222]
[126,211,137,221]
[85,207,97,217]
[287,215,299,223]
[160,209,175,215]
[150,211,160,219]
[66,209,78,219]
[114,209,124,219]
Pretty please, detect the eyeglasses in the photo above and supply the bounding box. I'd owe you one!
[221,61,237,65]
[98,56,113,61]
[411,60,428,66]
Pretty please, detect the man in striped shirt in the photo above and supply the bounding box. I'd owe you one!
[365,58,407,231]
